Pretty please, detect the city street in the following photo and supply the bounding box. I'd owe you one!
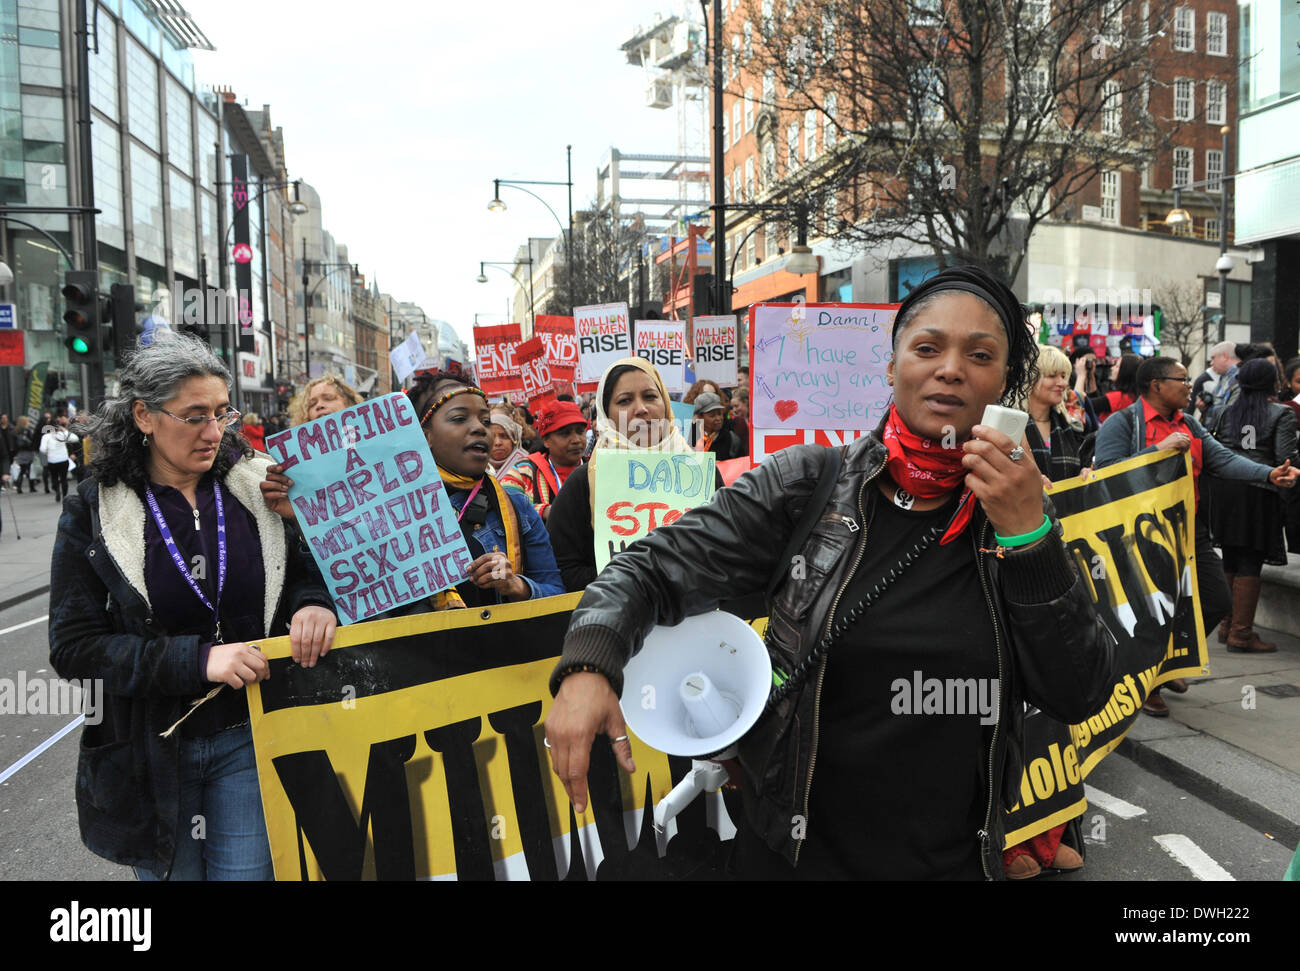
[1,490,1295,882]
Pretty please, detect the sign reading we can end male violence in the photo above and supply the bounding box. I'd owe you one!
[265,393,473,625]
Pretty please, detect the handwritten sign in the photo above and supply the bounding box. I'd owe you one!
[750,303,895,432]
[691,315,737,387]
[575,302,631,385]
[473,324,523,395]
[592,450,715,572]
[266,393,473,624]
[535,315,578,382]
[633,320,686,393]
[389,333,427,384]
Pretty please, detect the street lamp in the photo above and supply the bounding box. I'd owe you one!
[705,202,818,308]
[487,146,575,312]
[300,236,356,383]
[477,258,535,328]
[1163,126,1234,343]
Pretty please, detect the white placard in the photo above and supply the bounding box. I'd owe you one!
[634,320,686,393]
[691,314,738,387]
[389,332,427,383]
[574,302,631,385]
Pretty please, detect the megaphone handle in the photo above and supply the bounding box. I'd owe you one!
[652,760,731,834]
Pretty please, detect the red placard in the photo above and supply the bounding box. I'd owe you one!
[535,315,578,382]
[516,337,556,408]
[472,324,523,395]
[0,330,24,366]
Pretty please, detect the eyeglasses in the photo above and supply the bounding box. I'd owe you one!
[157,408,242,428]
[1158,377,1193,386]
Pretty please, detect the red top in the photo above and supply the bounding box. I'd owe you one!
[242,423,266,453]
[1142,398,1203,504]
[1099,391,1136,424]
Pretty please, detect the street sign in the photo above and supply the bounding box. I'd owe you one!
[232,242,253,264]
[0,303,15,328]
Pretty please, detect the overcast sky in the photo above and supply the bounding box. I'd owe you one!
[184,0,696,352]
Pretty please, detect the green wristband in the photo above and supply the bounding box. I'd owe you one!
[994,514,1052,547]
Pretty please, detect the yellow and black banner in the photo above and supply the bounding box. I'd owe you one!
[248,594,736,880]
[248,450,1205,876]
[1002,450,1207,845]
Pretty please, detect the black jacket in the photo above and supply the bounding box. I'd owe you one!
[48,456,331,876]
[551,434,1115,878]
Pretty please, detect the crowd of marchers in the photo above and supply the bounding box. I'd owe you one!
[41,266,1300,882]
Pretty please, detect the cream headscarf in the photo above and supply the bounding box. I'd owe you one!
[587,356,693,517]
[489,408,530,478]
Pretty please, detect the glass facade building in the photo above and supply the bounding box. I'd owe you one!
[0,0,221,413]
[1234,1,1300,356]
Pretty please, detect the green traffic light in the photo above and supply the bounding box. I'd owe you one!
[70,336,89,354]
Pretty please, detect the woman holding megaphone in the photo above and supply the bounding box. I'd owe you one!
[544,266,1115,880]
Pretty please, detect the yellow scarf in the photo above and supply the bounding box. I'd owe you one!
[431,466,523,610]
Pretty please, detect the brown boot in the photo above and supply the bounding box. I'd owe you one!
[1217,572,1235,643]
[1227,577,1277,653]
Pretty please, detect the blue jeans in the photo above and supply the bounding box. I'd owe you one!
[135,724,274,881]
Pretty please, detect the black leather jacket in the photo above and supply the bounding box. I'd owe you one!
[552,434,1115,878]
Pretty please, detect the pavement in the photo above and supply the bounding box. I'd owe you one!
[0,479,66,613]
[1,479,1298,850]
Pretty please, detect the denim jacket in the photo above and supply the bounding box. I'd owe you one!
[448,485,565,600]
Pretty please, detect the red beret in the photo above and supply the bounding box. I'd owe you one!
[534,400,589,437]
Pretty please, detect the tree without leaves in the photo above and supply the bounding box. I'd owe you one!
[541,206,654,315]
[1152,276,1212,367]
[734,0,1221,280]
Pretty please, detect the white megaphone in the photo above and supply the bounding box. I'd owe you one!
[620,611,771,835]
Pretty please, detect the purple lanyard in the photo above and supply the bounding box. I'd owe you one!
[144,481,228,643]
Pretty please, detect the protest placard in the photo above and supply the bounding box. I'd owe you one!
[265,392,473,624]
[535,315,578,382]
[591,450,715,572]
[515,337,555,408]
[388,332,427,384]
[748,302,896,461]
[472,324,523,395]
[574,302,631,385]
[691,315,738,387]
[634,320,686,393]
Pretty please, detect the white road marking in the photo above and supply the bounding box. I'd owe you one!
[0,614,49,638]
[1085,784,1147,819]
[1154,834,1236,881]
[0,715,84,786]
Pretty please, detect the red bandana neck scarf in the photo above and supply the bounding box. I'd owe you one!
[881,404,976,545]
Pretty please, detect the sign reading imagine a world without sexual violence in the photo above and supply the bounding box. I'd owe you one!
[265,393,473,624]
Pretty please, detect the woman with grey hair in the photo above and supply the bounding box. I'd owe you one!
[48,332,337,880]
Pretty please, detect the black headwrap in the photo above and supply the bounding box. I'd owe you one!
[891,264,1036,404]
[892,265,1026,348]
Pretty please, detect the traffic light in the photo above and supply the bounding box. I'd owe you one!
[61,270,100,364]
[104,283,142,361]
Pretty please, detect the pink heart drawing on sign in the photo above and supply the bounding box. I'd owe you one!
[774,400,799,422]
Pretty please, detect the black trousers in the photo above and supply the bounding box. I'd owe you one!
[46,460,69,501]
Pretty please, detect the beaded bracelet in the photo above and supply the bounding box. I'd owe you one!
[994,514,1052,548]
[556,663,606,683]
